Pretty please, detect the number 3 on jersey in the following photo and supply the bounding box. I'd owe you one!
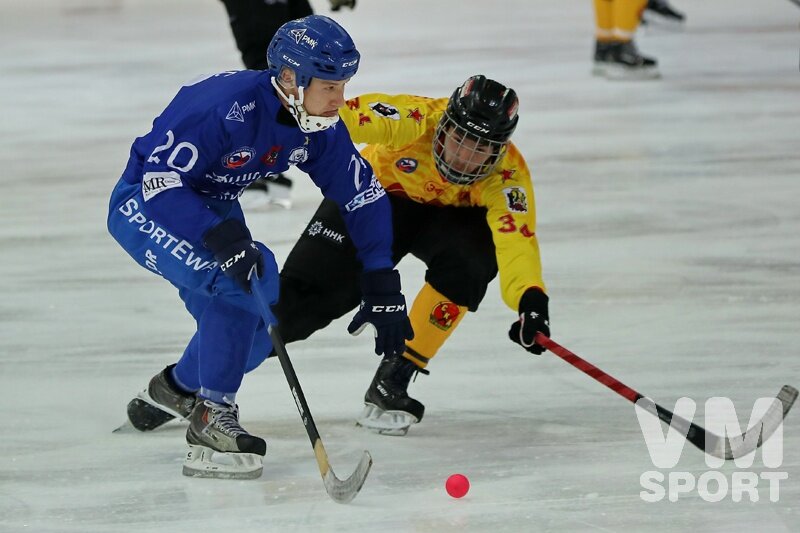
[498,214,535,238]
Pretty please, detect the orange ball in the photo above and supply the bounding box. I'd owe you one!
[445,473,470,498]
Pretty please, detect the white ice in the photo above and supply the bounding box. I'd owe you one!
[1,0,799,531]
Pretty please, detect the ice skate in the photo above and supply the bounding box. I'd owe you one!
[240,174,293,209]
[642,0,685,28]
[591,40,614,77]
[121,364,197,432]
[357,354,426,436]
[594,40,660,80]
[182,399,266,480]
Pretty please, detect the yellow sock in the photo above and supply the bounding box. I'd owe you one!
[403,283,468,369]
[612,0,647,39]
[593,0,614,41]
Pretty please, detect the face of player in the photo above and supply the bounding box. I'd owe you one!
[301,78,348,117]
[440,127,495,175]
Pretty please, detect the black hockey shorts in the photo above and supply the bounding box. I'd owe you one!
[275,195,498,344]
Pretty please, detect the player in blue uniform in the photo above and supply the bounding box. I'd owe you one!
[107,15,413,479]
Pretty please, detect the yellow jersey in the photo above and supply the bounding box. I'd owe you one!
[340,93,545,311]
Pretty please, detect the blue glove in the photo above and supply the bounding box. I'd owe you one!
[203,219,263,293]
[347,269,414,357]
[509,288,550,355]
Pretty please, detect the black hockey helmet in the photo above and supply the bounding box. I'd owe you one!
[433,75,519,185]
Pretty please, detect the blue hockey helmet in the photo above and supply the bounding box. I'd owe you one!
[267,15,360,88]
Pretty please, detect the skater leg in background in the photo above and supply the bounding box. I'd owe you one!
[641,0,685,27]
[220,0,312,71]
[593,0,660,80]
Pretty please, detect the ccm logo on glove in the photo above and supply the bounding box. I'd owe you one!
[347,269,414,357]
[219,243,259,272]
[203,219,264,293]
[370,304,406,313]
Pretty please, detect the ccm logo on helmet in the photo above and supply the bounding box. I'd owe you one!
[282,54,300,67]
[371,304,406,313]
[342,59,358,68]
[466,121,490,133]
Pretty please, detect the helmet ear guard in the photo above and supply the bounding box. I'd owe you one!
[267,15,360,132]
[433,75,519,185]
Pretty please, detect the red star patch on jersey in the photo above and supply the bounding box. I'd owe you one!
[501,169,516,183]
[345,97,360,110]
[407,107,424,124]
[358,113,372,126]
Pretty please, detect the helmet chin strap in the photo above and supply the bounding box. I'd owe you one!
[270,77,340,133]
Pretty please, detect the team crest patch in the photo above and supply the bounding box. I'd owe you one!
[430,301,461,331]
[369,102,400,120]
[288,146,309,165]
[396,158,418,173]
[503,186,528,213]
[222,147,255,169]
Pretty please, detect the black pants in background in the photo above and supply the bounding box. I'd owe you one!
[221,0,313,70]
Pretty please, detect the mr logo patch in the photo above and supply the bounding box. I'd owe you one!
[142,171,182,201]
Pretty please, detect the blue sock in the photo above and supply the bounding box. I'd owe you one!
[199,388,236,405]
[170,366,198,394]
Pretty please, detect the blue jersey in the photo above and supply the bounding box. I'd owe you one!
[119,69,393,271]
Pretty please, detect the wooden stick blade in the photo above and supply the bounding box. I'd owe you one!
[322,450,373,504]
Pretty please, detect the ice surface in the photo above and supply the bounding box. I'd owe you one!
[1,0,799,531]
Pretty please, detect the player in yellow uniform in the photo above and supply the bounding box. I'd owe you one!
[593,0,660,79]
[273,75,549,435]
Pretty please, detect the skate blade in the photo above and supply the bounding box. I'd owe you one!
[182,444,263,480]
[642,13,685,30]
[112,420,136,434]
[268,197,292,209]
[116,390,189,433]
[604,65,661,81]
[356,404,417,436]
[591,64,608,77]
[239,190,292,210]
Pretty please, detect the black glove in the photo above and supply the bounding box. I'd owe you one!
[330,0,356,11]
[203,219,263,293]
[509,288,550,355]
[347,269,414,357]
